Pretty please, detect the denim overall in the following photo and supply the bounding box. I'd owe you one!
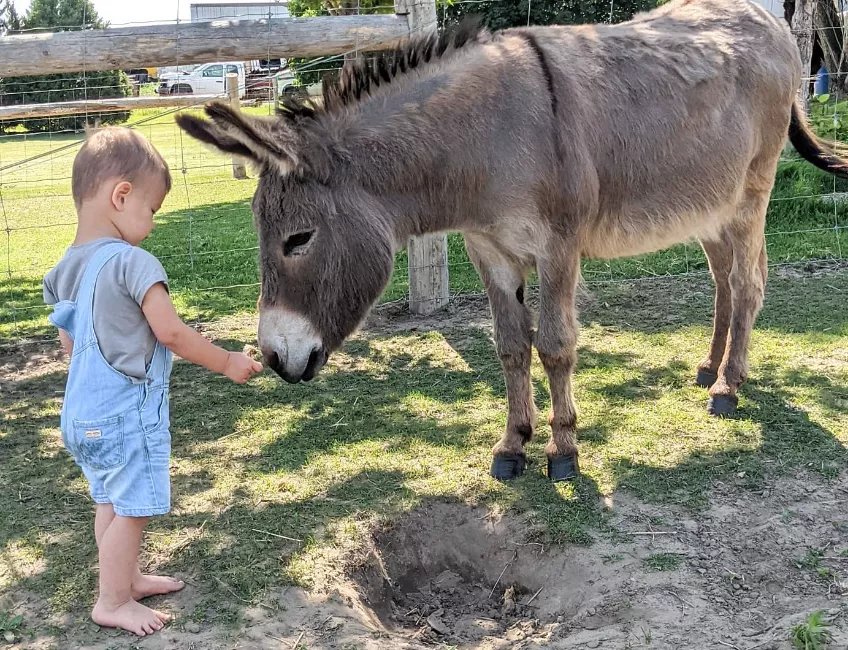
[49,242,174,517]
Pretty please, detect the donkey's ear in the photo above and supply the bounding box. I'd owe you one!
[174,112,254,159]
[176,101,301,175]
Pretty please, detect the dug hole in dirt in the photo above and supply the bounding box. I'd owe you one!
[11,474,848,649]
[336,476,848,650]
[351,502,607,648]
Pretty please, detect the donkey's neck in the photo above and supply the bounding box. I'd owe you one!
[337,74,495,244]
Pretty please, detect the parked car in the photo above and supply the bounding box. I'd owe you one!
[124,67,158,84]
[158,62,249,97]
[244,70,303,100]
[157,60,293,99]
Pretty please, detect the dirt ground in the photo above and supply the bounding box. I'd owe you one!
[3,470,846,649]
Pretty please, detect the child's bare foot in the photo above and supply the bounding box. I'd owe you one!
[92,598,170,636]
[132,574,185,600]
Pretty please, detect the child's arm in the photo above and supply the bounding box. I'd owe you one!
[141,283,262,383]
[58,330,73,358]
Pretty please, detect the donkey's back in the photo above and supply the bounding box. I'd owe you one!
[507,0,802,258]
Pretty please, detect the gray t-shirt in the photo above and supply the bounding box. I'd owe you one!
[43,238,168,380]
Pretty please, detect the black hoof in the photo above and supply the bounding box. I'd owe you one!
[696,368,717,388]
[547,454,579,482]
[490,453,526,481]
[707,394,738,417]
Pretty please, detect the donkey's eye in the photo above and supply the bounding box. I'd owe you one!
[283,231,314,257]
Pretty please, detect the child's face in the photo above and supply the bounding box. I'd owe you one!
[113,176,168,245]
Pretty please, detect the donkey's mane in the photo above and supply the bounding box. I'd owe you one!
[279,18,488,121]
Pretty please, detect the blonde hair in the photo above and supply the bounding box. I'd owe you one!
[72,127,172,207]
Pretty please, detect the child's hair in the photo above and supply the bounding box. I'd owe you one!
[72,127,172,207]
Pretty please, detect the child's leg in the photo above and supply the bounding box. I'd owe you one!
[95,503,116,546]
[92,515,169,636]
[94,504,184,601]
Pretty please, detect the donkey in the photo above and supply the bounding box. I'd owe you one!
[177,0,848,482]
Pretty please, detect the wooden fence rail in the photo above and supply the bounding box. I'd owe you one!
[0,15,410,77]
[0,1,449,316]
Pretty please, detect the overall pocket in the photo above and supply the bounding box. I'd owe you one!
[140,386,170,433]
[71,415,125,470]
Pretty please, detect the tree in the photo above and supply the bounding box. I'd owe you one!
[438,0,658,32]
[0,1,23,34]
[0,0,131,134]
[812,0,848,93]
[287,0,660,87]
[24,0,104,30]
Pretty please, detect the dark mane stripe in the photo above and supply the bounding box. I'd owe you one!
[279,17,488,120]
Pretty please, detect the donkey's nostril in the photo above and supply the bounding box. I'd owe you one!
[264,350,280,372]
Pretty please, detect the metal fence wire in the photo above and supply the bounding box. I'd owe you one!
[1,1,847,345]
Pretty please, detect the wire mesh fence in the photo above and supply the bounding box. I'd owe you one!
[1,1,848,346]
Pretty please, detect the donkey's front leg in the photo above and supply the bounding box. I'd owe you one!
[536,249,581,481]
[465,237,535,481]
[488,281,535,480]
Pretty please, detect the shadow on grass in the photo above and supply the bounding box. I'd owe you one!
[1,274,846,633]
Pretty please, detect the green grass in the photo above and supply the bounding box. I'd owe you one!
[2,105,848,339]
[791,611,833,650]
[2,270,847,618]
[643,553,682,572]
[1,105,848,630]
[0,611,24,644]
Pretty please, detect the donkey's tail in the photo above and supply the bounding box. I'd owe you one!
[788,99,848,178]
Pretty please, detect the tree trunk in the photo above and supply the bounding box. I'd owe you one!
[814,0,848,92]
[795,0,817,111]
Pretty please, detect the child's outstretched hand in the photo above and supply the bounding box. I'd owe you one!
[224,352,263,383]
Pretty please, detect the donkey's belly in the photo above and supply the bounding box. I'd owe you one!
[581,205,733,260]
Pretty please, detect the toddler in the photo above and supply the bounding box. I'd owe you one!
[44,127,262,636]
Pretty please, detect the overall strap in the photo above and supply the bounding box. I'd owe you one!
[75,242,131,337]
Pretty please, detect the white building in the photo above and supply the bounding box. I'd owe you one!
[189,2,290,22]
[749,0,784,19]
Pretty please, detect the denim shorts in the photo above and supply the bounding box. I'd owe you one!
[64,415,171,517]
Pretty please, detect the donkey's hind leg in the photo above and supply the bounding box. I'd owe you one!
[707,192,769,416]
[696,235,734,388]
[465,235,535,481]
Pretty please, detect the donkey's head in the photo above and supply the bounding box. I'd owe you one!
[176,102,396,383]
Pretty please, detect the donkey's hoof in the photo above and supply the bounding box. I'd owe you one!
[696,368,718,388]
[547,454,579,482]
[490,453,526,481]
[707,395,738,417]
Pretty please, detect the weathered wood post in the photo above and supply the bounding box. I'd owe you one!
[395,0,449,315]
[794,0,816,112]
[271,74,280,112]
[226,72,248,180]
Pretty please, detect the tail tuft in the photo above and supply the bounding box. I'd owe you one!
[788,100,848,179]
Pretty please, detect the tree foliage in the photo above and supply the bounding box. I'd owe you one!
[0,0,23,34]
[24,0,104,30]
[0,0,132,134]
[288,0,660,86]
[439,0,658,31]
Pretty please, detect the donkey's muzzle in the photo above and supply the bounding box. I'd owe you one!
[258,307,325,384]
[264,346,327,384]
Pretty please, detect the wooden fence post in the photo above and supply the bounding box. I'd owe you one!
[271,75,280,113]
[793,0,816,112]
[396,0,449,315]
[227,72,248,180]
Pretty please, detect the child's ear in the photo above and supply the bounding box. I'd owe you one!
[111,181,133,212]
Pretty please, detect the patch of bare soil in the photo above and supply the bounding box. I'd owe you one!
[8,470,848,649]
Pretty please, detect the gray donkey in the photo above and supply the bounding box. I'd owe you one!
[177,0,848,482]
